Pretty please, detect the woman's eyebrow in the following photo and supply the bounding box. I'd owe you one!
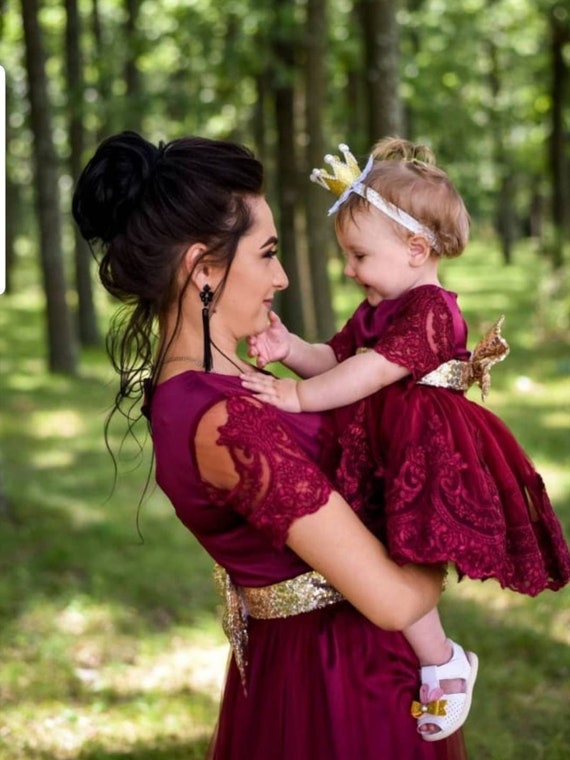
[260,236,278,249]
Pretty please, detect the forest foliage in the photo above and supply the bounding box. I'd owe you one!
[0,0,569,369]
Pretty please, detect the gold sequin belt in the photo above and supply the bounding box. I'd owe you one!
[213,564,343,691]
[417,314,509,401]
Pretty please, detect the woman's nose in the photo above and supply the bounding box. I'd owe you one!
[274,259,289,290]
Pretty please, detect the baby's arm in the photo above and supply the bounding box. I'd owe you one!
[241,349,410,413]
[248,311,338,377]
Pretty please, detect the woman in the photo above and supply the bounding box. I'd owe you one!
[72,131,468,759]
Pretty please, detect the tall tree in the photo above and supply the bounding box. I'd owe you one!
[20,0,77,373]
[355,0,402,144]
[548,3,570,268]
[124,0,143,133]
[4,77,18,295]
[65,0,101,345]
[271,0,311,338]
[91,0,113,140]
[304,0,335,339]
[486,36,516,264]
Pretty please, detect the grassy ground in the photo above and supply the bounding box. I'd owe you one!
[0,239,569,759]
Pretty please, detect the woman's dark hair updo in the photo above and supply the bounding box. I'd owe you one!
[72,131,264,458]
[72,130,264,306]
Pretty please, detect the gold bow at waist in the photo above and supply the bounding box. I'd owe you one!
[417,315,510,401]
[213,564,343,692]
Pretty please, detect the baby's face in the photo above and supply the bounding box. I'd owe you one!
[337,208,416,305]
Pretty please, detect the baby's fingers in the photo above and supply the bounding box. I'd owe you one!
[240,374,279,405]
[240,373,275,392]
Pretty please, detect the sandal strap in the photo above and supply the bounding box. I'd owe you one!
[420,640,471,691]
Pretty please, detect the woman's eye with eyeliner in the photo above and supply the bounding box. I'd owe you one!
[263,248,278,259]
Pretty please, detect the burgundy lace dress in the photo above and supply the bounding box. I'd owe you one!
[331,285,570,595]
[148,370,468,760]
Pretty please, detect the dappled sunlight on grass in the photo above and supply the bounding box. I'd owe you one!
[446,579,570,646]
[32,409,86,439]
[0,693,215,760]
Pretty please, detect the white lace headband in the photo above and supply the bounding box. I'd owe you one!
[311,146,440,252]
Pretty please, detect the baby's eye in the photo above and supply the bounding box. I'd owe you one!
[353,253,366,261]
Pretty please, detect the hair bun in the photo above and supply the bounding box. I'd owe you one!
[72,131,160,244]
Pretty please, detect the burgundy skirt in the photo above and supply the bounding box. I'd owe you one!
[212,602,468,760]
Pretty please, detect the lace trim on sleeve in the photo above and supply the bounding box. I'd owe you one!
[375,289,456,379]
[199,395,334,547]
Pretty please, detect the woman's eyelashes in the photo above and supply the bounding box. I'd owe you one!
[262,247,279,259]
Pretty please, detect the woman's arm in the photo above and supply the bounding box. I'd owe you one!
[196,398,442,631]
[286,491,442,630]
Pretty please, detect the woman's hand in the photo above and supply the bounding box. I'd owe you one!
[247,311,292,368]
[240,373,302,413]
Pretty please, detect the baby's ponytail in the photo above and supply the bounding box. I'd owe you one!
[371,136,436,167]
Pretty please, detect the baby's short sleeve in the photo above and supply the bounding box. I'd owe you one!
[374,289,456,379]
[195,394,334,547]
[328,315,357,362]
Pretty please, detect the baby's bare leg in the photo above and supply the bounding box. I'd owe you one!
[404,606,451,666]
[405,607,468,736]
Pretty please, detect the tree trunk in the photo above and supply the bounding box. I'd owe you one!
[253,68,270,168]
[4,173,19,296]
[304,0,335,340]
[65,0,101,346]
[20,0,77,373]
[486,36,515,265]
[549,5,570,268]
[271,0,310,338]
[4,74,18,295]
[0,456,12,519]
[91,0,113,139]
[355,0,402,144]
[124,0,143,133]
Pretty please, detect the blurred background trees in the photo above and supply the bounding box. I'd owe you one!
[1,0,568,371]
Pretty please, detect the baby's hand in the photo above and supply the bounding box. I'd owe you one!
[240,373,301,413]
[247,311,291,369]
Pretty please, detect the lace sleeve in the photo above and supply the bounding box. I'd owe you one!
[195,394,334,547]
[375,289,456,378]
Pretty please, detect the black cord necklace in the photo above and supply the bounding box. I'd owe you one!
[161,340,258,375]
[210,339,248,374]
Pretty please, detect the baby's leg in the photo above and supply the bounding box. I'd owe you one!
[404,606,452,668]
[405,607,477,739]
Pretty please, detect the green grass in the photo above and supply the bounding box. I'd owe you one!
[1,239,569,759]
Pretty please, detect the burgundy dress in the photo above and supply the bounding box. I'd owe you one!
[148,370,468,760]
[331,285,570,595]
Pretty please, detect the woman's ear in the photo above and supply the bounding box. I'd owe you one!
[181,243,217,291]
[407,235,432,267]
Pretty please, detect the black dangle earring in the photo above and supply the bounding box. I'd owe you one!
[200,284,214,372]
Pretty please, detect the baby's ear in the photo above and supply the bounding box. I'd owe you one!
[407,235,432,266]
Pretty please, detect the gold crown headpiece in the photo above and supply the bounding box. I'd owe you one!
[310,143,440,252]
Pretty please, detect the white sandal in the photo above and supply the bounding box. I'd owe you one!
[411,639,479,742]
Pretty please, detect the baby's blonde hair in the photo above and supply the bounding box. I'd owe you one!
[336,137,470,258]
